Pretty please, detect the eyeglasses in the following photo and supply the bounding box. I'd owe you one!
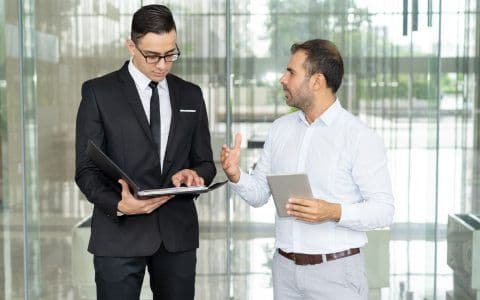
[135,44,181,64]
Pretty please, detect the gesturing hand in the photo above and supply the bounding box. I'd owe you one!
[220,133,242,183]
[117,179,173,215]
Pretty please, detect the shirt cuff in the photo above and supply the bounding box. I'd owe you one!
[229,169,246,185]
[338,203,355,227]
[117,211,124,216]
[228,169,250,193]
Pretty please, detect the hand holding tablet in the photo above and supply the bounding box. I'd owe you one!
[267,174,313,217]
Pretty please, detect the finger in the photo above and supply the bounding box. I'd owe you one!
[161,195,174,201]
[193,176,203,186]
[233,133,242,150]
[144,199,168,214]
[150,195,173,202]
[286,203,312,214]
[288,197,310,207]
[118,179,132,196]
[172,175,181,187]
[198,177,204,186]
[186,173,194,186]
[143,196,173,211]
[144,197,165,206]
[287,210,315,222]
[153,195,174,208]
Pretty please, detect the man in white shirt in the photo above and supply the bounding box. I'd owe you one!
[220,39,394,300]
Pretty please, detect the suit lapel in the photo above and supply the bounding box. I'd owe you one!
[162,74,181,177]
[117,62,157,150]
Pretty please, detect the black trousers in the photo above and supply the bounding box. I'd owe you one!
[94,244,196,300]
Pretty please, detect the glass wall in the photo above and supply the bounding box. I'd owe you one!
[0,0,478,299]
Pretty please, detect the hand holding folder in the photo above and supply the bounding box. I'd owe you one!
[86,140,227,198]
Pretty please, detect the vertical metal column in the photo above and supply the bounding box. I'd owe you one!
[225,0,233,298]
[0,1,12,299]
[17,0,29,298]
[433,1,443,298]
[18,0,39,298]
[473,0,480,213]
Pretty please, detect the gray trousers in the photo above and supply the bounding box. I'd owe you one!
[272,250,368,300]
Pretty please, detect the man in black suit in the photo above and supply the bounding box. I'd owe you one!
[75,5,216,300]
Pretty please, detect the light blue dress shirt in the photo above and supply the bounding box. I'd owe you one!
[230,100,394,254]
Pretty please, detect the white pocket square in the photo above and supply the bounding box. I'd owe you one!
[180,109,196,113]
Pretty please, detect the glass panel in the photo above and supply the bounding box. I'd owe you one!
[159,1,230,298]
[21,1,139,298]
[0,0,26,299]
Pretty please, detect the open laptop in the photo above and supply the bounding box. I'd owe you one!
[86,140,226,198]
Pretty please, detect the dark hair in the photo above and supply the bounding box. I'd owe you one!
[131,5,176,44]
[290,39,344,93]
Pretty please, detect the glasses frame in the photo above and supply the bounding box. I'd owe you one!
[135,43,181,64]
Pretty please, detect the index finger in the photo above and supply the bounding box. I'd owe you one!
[288,197,311,206]
[193,176,204,186]
[185,173,194,186]
[148,195,174,203]
[233,133,242,150]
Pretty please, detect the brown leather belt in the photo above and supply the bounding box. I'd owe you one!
[278,248,360,265]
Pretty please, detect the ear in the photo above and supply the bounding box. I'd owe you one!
[126,39,136,57]
[310,73,326,91]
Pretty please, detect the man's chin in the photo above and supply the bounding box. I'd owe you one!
[151,72,167,81]
[285,100,296,108]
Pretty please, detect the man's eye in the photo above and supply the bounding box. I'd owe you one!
[147,55,158,59]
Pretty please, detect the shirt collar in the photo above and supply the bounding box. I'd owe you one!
[128,59,168,91]
[320,99,341,126]
[297,99,342,127]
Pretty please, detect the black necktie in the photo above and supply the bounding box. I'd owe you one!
[149,81,161,155]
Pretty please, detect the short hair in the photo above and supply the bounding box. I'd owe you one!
[131,5,176,44]
[290,39,344,93]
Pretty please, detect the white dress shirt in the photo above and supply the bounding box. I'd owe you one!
[128,60,172,171]
[230,100,394,254]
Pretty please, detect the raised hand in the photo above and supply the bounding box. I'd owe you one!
[220,133,242,183]
[117,179,173,215]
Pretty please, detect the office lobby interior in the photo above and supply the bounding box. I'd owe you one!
[0,0,479,299]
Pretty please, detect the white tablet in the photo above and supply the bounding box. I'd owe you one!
[266,173,313,218]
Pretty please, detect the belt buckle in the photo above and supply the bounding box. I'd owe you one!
[322,254,327,263]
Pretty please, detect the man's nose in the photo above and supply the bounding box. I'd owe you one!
[155,58,167,68]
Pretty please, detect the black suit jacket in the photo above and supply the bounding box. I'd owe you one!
[75,61,216,256]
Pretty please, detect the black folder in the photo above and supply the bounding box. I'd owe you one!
[86,140,227,198]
